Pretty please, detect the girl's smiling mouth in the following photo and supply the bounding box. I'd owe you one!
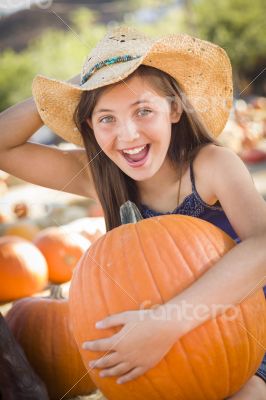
[119,144,150,167]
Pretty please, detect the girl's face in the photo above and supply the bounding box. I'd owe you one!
[88,74,181,182]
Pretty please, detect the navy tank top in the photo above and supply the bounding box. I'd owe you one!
[139,159,266,297]
[140,159,240,243]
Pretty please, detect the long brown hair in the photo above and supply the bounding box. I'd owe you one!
[73,65,222,231]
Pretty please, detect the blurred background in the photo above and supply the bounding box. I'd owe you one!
[0,0,266,228]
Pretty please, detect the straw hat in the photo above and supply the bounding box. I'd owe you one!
[32,26,233,147]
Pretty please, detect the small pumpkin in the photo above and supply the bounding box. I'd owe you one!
[34,226,91,283]
[69,201,266,400]
[5,220,40,241]
[0,236,48,302]
[5,286,96,400]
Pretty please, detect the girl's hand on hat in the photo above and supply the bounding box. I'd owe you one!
[82,306,180,384]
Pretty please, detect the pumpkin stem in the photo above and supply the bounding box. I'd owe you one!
[49,285,65,300]
[119,200,143,225]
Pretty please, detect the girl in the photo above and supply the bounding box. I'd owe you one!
[0,26,265,399]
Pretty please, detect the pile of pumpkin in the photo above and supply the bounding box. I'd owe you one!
[1,200,266,400]
[0,212,106,399]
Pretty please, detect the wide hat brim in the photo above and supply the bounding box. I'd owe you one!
[32,29,233,147]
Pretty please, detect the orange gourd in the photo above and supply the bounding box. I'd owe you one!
[34,227,90,283]
[5,220,40,241]
[5,286,96,400]
[69,201,266,400]
[0,236,48,302]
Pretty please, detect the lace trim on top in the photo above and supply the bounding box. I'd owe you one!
[140,160,223,218]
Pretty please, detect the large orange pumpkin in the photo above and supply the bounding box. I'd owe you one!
[5,286,96,400]
[0,236,48,302]
[69,201,266,400]
[34,227,91,283]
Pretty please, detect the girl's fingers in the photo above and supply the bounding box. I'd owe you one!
[100,362,131,378]
[117,366,145,384]
[89,352,119,369]
[82,336,115,352]
[96,312,130,329]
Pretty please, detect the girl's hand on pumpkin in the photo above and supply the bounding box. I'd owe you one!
[82,307,180,384]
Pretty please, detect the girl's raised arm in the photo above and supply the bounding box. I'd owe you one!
[0,76,97,199]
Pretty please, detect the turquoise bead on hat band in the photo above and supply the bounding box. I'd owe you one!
[80,54,142,86]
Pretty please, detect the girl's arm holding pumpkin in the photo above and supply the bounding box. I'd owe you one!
[83,146,266,384]
[163,145,266,333]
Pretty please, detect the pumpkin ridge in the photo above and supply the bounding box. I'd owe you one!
[192,322,225,397]
[149,218,178,281]
[184,217,220,269]
[80,251,93,347]
[185,217,224,261]
[213,318,231,395]
[99,229,137,306]
[176,337,207,399]
[74,253,98,385]
[50,301,58,388]
[179,217,218,278]
[81,246,104,355]
[237,304,252,378]
[155,217,197,284]
[143,372,168,400]
[160,217,200,280]
[140,218,175,302]
[239,296,266,375]
[122,224,141,305]
[164,351,191,400]
[135,221,165,304]
[231,306,250,384]
[110,227,138,307]
[117,226,139,305]
[98,231,119,322]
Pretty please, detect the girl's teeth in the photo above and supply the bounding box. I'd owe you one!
[122,145,146,155]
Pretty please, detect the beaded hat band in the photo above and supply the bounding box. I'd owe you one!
[32,26,232,147]
[80,55,142,85]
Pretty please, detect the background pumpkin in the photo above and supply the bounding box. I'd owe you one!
[0,236,48,302]
[5,286,96,400]
[4,219,40,241]
[34,226,91,283]
[69,202,266,400]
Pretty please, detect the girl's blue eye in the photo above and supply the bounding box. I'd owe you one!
[138,108,152,116]
[99,109,152,124]
[99,116,113,124]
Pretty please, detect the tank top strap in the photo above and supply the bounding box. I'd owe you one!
[189,158,196,192]
[188,157,223,210]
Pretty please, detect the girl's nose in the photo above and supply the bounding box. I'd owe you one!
[117,121,140,142]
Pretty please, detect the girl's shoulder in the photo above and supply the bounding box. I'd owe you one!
[200,143,266,240]
[195,142,230,164]
[194,143,240,183]
[192,143,244,206]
